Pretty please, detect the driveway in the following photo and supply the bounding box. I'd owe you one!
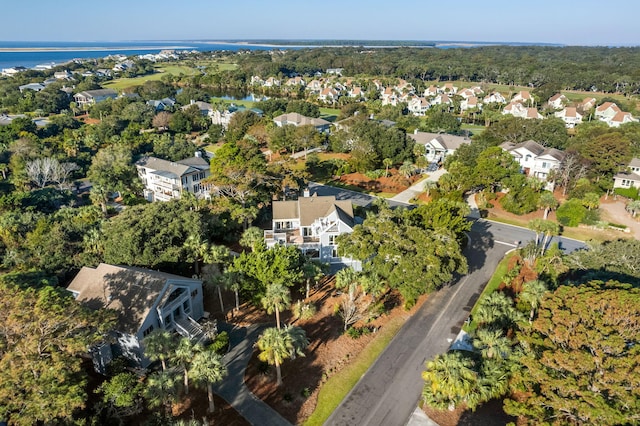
[599,199,640,239]
[389,169,447,204]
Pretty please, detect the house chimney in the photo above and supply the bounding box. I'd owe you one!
[303,188,310,197]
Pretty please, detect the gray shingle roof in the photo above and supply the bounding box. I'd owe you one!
[67,263,201,334]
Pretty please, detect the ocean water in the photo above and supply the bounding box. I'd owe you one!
[0,41,283,70]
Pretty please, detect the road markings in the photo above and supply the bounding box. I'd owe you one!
[495,240,518,247]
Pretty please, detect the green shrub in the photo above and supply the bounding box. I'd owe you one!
[500,187,539,215]
[614,187,640,200]
[556,199,587,227]
[582,208,601,226]
[209,331,229,355]
[292,300,317,320]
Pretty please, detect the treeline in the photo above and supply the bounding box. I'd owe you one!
[233,46,640,94]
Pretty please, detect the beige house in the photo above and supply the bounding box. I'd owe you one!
[273,112,330,133]
[265,193,357,266]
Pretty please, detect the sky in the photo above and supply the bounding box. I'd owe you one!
[1,0,638,46]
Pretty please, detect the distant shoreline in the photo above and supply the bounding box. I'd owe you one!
[0,45,193,53]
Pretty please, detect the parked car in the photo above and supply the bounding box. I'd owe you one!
[427,162,439,172]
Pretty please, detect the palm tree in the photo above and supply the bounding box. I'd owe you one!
[626,199,640,218]
[528,218,545,246]
[582,192,600,211]
[261,283,291,329]
[190,349,227,413]
[256,327,291,386]
[539,220,560,255]
[399,161,415,179]
[421,351,477,411]
[143,329,177,371]
[519,280,548,323]
[423,180,437,198]
[173,338,203,396]
[335,268,360,294]
[183,234,209,276]
[382,158,393,177]
[538,192,558,220]
[282,324,309,360]
[302,259,325,300]
[472,329,512,359]
[144,370,179,415]
[240,226,266,252]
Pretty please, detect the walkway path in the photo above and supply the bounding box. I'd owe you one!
[212,323,293,426]
[389,169,447,204]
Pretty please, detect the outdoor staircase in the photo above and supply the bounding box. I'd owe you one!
[174,316,207,343]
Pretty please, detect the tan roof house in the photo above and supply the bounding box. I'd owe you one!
[265,193,356,266]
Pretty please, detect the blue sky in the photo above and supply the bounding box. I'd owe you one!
[1,0,638,46]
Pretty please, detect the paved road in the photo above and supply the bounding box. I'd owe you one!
[325,219,586,426]
[308,181,410,208]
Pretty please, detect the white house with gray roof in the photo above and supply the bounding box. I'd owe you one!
[408,130,471,163]
[136,154,210,202]
[273,112,330,133]
[613,158,640,190]
[67,263,205,372]
[265,192,357,265]
[500,140,565,182]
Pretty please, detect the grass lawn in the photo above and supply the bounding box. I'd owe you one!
[319,107,340,122]
[104,65,198,91]
[303,315,405,426]
[209,97,255,108]
[463,251,517,334]
[460,123,486,134]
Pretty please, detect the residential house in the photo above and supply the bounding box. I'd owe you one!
[613,158,640,189]
[264,193,357,265]
[431,93,452,107]
[578,97,597,112]
[595,102,622,121]
[483,92,507,104]
[326,68,344,76]
[460,96,482,112]
[18,83,46,93]
[408,130,471,163]
[500,140,565,181]
[54,70,73,80]
[502,101,528,117]
[512,90,533,104]
[136,154,210,202]
[318,87,339,102]
[607,111,638,128]
[439,83,458,95]
[73,89,118,107]
[306,79,323,92]
[407,97,430,116]
[548,93,568,109]
[250,75,264,86]
[423,85,438,97]
[1,66,27,77]
[263,77,281,87]
[381,87,398,106]
[146,97,176,111]
[182,100,213,116]
[458,87,482,99]
[285,76,306,87]
[525,108,544,120]
[210,105,264,129]
[348,87,364,99]
[67,263,205,372]
[555,107,583,128]
[273,112,330,133]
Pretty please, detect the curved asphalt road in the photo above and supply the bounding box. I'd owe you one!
[325,217,585,426]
